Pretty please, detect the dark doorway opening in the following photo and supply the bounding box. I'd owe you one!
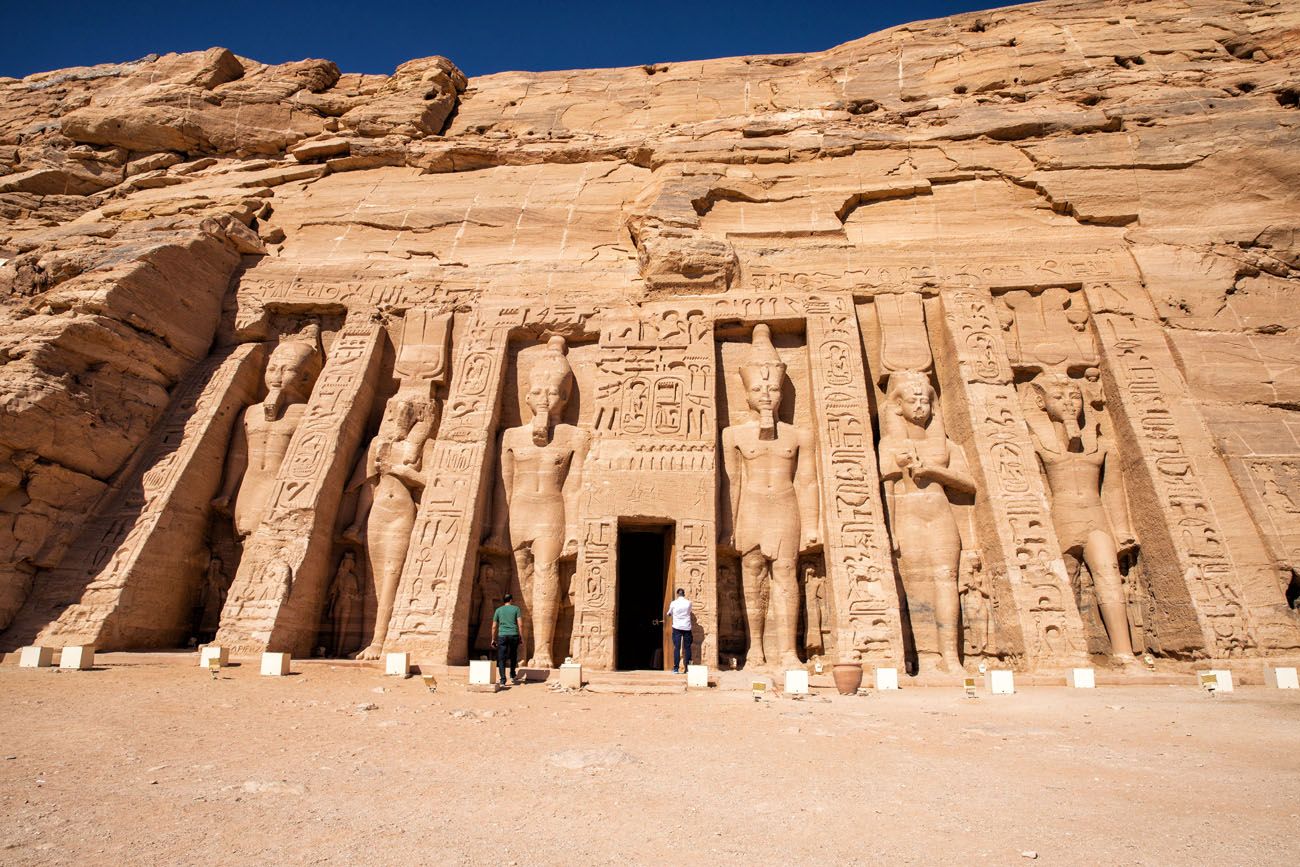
[616,525,672,671]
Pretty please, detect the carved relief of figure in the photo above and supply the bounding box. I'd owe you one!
[327,551,362,656]
[1028,373,1138,663]
[471,561,504,653]
[803,561,831,658]
[212,326,323,537]
[958,550,991,657]
[345,392,435,660]
[493,336,588,669]
[197,555,227,638]
[878,371,976,674]
[721,325,820,668]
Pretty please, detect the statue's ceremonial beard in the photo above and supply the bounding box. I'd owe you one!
[758,408,776,440]
[532,410,550,445]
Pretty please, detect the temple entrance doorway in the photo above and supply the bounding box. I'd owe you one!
[616,523,674,671]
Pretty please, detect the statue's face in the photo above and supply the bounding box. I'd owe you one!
[265,345,315,396]
[1041,380,1083,424]
[526,383,566,422]
[898,383,931,425]
[380,397,418,438]
[745,373,782,414]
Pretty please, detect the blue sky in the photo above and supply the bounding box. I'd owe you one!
[3,0,1012,79]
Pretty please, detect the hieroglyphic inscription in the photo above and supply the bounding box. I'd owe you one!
[945,290,1013,385]
[938,289,1088,664]
[805,306,902,663]
[1094,314,1264,656]
[217,319,383,654]
[36,344,264,649]
[676,519,717,665]
[570,518,616,668]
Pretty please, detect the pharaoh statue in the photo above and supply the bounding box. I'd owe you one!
[721,324,819,668]
[878,371,975,674]
[196,555,227,638]
[344,390,436,660]
[212,325,323,537]
[1028,373,1138,663]
[327,551,362,656]
[493,336,588,669]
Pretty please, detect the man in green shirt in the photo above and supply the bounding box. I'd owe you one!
[491,593,524,686]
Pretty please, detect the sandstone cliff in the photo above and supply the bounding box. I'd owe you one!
[1,0,1296,665]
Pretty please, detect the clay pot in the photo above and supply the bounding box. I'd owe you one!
[832,663,864,695]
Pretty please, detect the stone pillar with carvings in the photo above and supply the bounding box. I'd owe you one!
[28,344,265,650]
[933,288,1089,667]
[1086,283,1300,655]
[215,318,384,655]
[805,304,906,666]
[383,310,518,663]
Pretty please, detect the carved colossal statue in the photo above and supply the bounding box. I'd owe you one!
[721,324,819,668]
[327,550,362,656]
[345,391,435,660]
[197,555,226,638]
[494,336,588,669]
[878,371,975,674]
[212,326,323,537]
[1028,373,1138,663]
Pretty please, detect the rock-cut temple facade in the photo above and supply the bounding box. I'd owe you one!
[2,0,1299,677]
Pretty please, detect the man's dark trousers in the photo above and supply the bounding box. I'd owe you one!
[496,635,520,684]
[672,627,693,671]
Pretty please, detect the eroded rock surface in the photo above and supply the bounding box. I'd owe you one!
[1,0,1297,671]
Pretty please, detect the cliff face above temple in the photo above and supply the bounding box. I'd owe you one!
[1,0,1297,661]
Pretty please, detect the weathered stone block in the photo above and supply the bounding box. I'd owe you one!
[468,659,492,685]
[874,667,900,691]
[986,670,1015,695]
[1264,666,1299,689]
[686,664,708,688]
[558,663,583,689]
[784,670,810,695]
[1067,668,1096,688]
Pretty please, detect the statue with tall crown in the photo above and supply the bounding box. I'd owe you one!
[212,325,323,537]
[878,370,976,674]
[1028,372,1138,664]
[721,324,820,668]
[495,336,589,669]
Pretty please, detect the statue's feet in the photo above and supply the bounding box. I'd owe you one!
[530,653,554,670]
[1114,652,1141,670]
[355,644,382,661]
[780,652,803,670]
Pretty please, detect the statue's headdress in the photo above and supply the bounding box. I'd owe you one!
[529,335,573,442]
[740,324,785,436]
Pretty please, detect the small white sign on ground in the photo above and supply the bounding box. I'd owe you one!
[558,663,582,689]
[59,645,95,670]
[686,664,708,688]
[874,667,900,690]
[986,669,1015,695]
[19,646,54,668]
[385,652,411,676]
[1264,665,1299,689]
[1199,669,1234,692]
[468,659,493,685]
[784,669,810,695]
[260,652,291,676]
[199,646,228,669]
[1067,668,1095,689]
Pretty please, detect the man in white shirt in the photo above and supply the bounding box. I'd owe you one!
[666,588,694,674]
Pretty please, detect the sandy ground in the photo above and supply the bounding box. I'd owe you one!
[2,660,1298,866]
